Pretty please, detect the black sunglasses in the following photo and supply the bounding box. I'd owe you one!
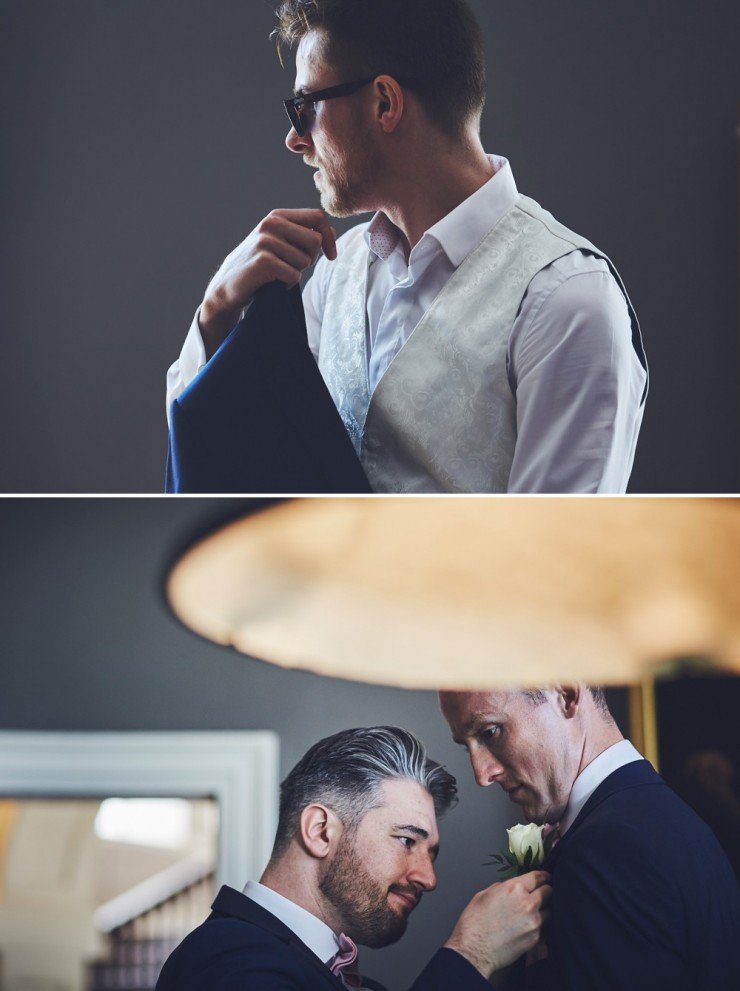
[283,76,415,137]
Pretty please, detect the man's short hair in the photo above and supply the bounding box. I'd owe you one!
[523,686,611,715]
[272,726,458,858]
[272,0,487,140]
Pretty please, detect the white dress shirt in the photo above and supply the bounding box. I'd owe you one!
[168,154,646,493]
[243,880,340,965]
[559,739,644,836]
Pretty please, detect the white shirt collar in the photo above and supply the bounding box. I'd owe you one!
[363,154,518,269]
[559,740,644,836]
[243,880,340,965]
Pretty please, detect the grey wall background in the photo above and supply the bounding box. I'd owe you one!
[1,0,738,493]
[0,496,631,989]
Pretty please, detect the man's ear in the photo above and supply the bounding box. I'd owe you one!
[556,684,582,719]
[373,75,404,134]
[298,803,342,859]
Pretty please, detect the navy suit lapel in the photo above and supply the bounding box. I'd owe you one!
[525,763,661,989]
[566,759,659,833]
[210,886,348,991]
[543,759,659,872]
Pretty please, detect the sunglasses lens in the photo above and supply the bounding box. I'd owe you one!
[285,98,313,136]
[296,102,310,136]
[285,103,302,136]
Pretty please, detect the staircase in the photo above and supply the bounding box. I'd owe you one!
[85,863,214,991]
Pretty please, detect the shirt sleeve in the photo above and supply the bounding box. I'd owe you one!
[165,307,209,425]
[507,254,647,493]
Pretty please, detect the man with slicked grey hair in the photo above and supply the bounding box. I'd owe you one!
[156,726,551,990]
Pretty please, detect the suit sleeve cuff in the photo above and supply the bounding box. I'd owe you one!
[410,947,494,990]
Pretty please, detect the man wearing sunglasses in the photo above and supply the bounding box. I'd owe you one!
[167,0,648,494]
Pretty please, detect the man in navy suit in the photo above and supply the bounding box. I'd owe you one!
[440,686,740,990]
[156,727,550,990]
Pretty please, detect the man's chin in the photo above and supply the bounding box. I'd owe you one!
[514,796,546,824]
[320,197,355,220]
[517,798,562,826]
[318,184,365,220]
[361,916,408,949]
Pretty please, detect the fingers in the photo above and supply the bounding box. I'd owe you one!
[259,233,315,273]
[201,207,337,337]
[270,208,337,260]
[537,884,552,907]
[521,870,551,892]
[260,255,302,289]
[328,225,338,259]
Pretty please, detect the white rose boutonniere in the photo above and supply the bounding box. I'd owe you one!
[508,823,545,866]
[486,823,556,878]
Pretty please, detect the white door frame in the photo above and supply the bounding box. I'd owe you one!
[0,731,279,889]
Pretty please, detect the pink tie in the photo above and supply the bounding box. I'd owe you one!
[330,933,362,987]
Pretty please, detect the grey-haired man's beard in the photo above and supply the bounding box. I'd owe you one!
[318,835,412,948]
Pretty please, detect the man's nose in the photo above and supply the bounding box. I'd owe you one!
[285,125,312,154]
[470,747,504,788]
[408,854,437,893]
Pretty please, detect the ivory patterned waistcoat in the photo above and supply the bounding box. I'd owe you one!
[318,194,641,493]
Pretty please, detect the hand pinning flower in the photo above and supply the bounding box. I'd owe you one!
[486,823,557,878]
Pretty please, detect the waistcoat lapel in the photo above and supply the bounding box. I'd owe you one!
[318,241,372,455]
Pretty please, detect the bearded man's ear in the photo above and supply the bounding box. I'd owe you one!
[299,803,342,859]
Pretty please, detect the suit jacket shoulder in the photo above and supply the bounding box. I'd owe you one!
[525,761,740,991]
[155,886,347,991]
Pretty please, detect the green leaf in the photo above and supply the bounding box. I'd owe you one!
[483,853,507,867]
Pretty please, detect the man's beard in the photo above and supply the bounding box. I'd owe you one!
[316,142,382,219]
[318,834,415,948]
[317,167,364,219]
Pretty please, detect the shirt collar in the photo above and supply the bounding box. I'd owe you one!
[243,880,340,965]
[363,154,518,268]
[559,740,644,836]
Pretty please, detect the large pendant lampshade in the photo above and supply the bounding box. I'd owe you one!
[166,498,740,689]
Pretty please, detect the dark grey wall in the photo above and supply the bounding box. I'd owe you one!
[0,496,521,988]
[1,1,738,492]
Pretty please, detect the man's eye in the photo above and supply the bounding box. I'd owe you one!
[481,726,500,741]
[397,836,414,849]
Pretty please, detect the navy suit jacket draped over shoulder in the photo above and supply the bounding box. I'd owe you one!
[155,884,493,991]
[165,282,371,494]
[521,759,740,990]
